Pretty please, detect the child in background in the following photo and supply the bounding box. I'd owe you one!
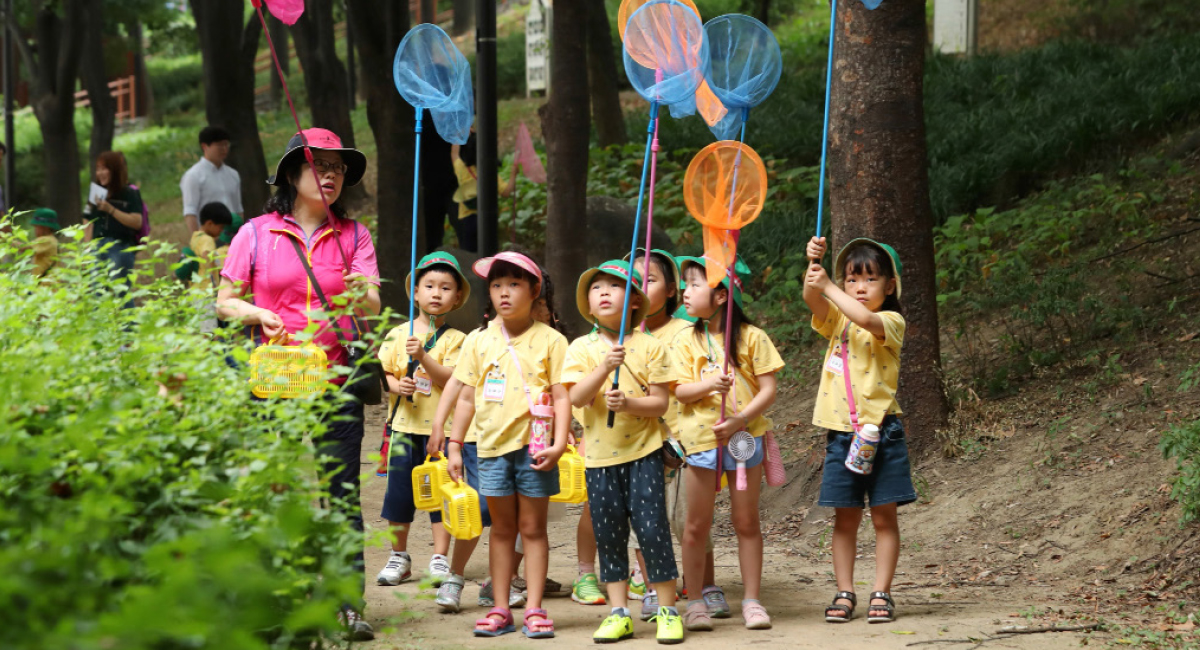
[376,252,470,588]
[188,203,233,290]
[444,251,569,639]
[563,260,683,644]
[30,208,60,277]
[628,249,728,621]
[673,257,783,632]
[803,237,913,624]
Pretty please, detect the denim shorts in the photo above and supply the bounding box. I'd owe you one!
[685,434,765,472]
[818,415,917,509]
[478,446,561,498]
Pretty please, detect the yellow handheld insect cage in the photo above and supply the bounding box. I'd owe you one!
[249,334,329,399]
[411,454,452,512]
[550,445,588,504]
[441,479,484,540]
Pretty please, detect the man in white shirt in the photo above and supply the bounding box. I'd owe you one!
[180,125,243,232]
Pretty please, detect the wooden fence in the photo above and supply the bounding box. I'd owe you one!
[73,75,138,121]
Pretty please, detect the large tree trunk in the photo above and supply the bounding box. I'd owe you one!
[828,0,949,441]
[192,0,269,218]
[419,0,436,23]
[540,0,590,336]
[451,0,474,35]
[80,0,114,174]
[585,0,627,147]
[267,11,289,109]
[346,0,413,312]
[15,1,90,227]
[126,20,153,118]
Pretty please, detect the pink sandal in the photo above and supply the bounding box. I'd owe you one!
[522,608,555,639]
[474,607,516,637]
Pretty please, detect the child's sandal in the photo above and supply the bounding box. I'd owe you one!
[522,607,555,639]
[867,591,896,623]
[474,607,516,637]
[824,591,856,623]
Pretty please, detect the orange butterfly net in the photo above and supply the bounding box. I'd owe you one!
[684,140,768,230]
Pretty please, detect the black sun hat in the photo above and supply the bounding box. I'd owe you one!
[267,128,367,187]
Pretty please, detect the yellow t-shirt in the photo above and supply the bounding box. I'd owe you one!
[32,235,59,277]
[378,324,466,435]
[811,300,905,432]
[452,320,568,458]
[452,159,510,220]
[188,231,226,291]
[671,324,785,455]
[647,317,693,437]
[562,330,675,468]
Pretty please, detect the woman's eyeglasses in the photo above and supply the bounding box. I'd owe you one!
[309,159,348,175]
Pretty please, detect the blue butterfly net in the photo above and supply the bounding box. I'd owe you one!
[622,0,709,109]
[393,24,473,144]
[704,14,782,112]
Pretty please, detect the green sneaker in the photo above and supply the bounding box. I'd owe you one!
[572,573,607,606]
[652,607,684,645]
[593,613,634,643]
[627,572,646,600]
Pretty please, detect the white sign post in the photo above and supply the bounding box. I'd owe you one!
[526,0,550,97]
[934,0,978,55]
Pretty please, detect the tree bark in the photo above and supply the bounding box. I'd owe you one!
[540,0,590,337]
[451,0,474,36]
[126,20,153,118]
[827,0,949,440]
[420,0,436,23]
[585,0,626,147]
[346,0,413,313]
[192,0,269,218]
[267,10,289,109]
[14,0,90,227]
[80,0,114,174]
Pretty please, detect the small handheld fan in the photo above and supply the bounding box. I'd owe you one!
[728,430,756,491]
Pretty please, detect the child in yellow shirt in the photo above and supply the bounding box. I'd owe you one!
[562,260,682,644]
[673,256,783,632]
[804,237,912,625]
[444,251,569,639]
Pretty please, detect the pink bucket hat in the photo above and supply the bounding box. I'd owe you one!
[472,251,544,285]
[268,128,367,187]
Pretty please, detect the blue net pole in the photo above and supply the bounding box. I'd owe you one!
[814,0,838,251]
[409,108,424,337]
[608,101,660,428]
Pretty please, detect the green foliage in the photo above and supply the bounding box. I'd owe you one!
[1160,365,1200,523]
[0,224,365,649]
[147,54,206,117]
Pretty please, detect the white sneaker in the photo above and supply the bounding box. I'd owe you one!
[428,554,452,586]
[436,574,466,613]
[376,551,412,586]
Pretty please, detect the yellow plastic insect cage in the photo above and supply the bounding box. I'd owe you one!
[249,334,329,398]
[550,445,587,504]
[411,454,452,512]
[441,479,484,540]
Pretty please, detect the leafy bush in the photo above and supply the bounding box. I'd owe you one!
[0,225,365,649]
[147,54,205,117]
[1160,363,1200,522]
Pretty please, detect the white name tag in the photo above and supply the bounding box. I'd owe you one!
[825,349,845,376]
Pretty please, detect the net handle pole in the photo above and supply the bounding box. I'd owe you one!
[814,0,838,262]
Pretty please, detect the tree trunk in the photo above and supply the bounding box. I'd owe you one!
[451,0,474,35]
[757,0,772,25]
[540,0,590,337]
[827,0,949,441]
[585,0,626,147]
[126,20,153,118]
[16,1,90,227]
[80,0,114,174]
[192,0,270,218]
[419,0,436,23]
[267,10,289,109]
[346,0,413,313]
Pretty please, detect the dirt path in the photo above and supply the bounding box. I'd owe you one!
[351,409,1092,649]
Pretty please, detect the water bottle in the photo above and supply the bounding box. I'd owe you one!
[844,424,881,475]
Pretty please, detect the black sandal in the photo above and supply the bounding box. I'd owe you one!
[867,591,895,623]
[824,591,856,623]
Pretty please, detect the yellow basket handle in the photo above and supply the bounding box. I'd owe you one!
[266,332,291,346]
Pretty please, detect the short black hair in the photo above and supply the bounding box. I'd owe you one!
[199,126,230,146]
[199,202,234,227]
[634,252,678,316]
[841,243,903,313]
[414,264,461,291]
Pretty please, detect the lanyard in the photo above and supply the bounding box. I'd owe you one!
[839,323,862,433]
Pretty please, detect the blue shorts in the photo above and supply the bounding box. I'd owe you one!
[818,416,917,509]
[478,446,560,498]
[461,442,493,527]
[685,435,765,471]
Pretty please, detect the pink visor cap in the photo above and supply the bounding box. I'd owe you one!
[268,127,367,187]
[472,251,543,284]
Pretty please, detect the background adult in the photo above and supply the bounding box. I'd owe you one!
[84,151,144,308]
[181,125,243,233]
[214,128,380,641]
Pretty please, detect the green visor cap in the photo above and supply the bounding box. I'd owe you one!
[623,248,681,289]
[30,208,59,229]
[576,260,648,330]
[405,251,471,309]
[677,255,751,308]
[834,238,902,300]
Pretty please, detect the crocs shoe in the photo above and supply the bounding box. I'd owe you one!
[593,613,634,643]
[436,574,465,613]
[571,572,607,605]
[701,585,731,619]
[652,607,684,645]
[640,591,660,621]
[376,552,412,586]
